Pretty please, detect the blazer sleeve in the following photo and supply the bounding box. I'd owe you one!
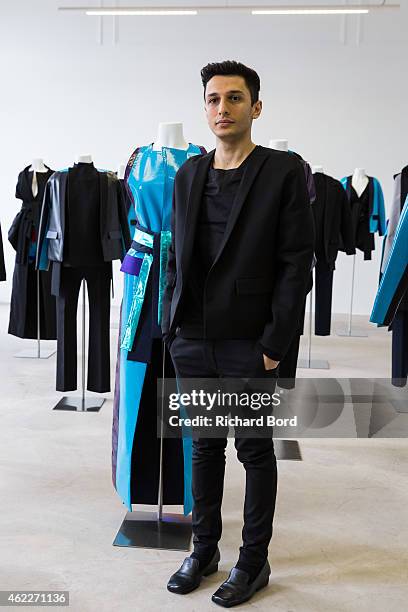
[35,179,51,271]
[381,174,401,274]
[258,164,315,361]
[117,179,132,255]
[161,188,177,336]
[378,180,387,236]
[338,182,355,255]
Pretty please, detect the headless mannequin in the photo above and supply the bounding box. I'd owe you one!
[29,158,48,198]
[77,154,93,164]
[117,164,126,180]
[152,122,189,151]
[312,165,324,174]
[352,168,369,197]
[268,139,289,152]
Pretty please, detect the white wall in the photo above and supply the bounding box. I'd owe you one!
[1,0,408,314]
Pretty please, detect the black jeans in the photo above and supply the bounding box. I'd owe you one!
[169,335,278,573]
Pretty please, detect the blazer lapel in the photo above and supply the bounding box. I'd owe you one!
[210,146,269,271]
[180,150,214,279]
[322,174,331,255]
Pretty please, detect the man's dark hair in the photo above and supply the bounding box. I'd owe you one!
[201,60,260,106]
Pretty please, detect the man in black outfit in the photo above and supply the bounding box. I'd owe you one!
[161,61,315,607]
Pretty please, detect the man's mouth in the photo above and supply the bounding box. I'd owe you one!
[216,119,234,125]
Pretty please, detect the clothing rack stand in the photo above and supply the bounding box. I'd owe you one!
[298,272,330,370]
[337,254,368,337]
[14,270,56,359]
[113,341,192,551]
[53,280,105,412]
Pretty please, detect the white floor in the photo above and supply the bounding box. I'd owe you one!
[0,304,407,612]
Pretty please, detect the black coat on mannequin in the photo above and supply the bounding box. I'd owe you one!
[8,166,57,339]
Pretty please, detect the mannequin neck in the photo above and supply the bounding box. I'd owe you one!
[30,158,48,173]
[77,154,93,164]
[117,164,126,180]
[152,122,189,150]
[352,168,369,197]
[268,139,288,152]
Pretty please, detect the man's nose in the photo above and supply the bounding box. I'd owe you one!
[218,98,229,115]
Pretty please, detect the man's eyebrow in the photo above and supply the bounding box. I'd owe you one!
[206,89,245,98]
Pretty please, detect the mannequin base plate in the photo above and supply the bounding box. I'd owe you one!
[14,348,56,359]
[336,327,368,338]
[113,511,192,550]
[298,358,330,369]
[53,397,105,412]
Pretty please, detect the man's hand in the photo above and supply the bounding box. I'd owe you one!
[263,354,280,370]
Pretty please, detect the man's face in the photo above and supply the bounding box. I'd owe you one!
[204,75,262,141]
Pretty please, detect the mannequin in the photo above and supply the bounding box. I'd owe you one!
[268,139,288,152]
[9,161,56,339]
[352,168,369,197]
[152,122,189,150]
[117,164,126,180]
[29,158,48,173]
[312,165,324,174]
[77,154,93,164]
[29,158,49,198]
[112,130,205,515]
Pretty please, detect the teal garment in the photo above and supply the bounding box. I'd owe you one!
[113,143,203,514]
[340,176,386,236]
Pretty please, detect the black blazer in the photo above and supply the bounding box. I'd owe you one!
[161,145,315,361]
[36,169,131,271]
[313,172,355,269]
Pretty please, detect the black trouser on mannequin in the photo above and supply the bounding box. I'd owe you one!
[169,335,278,578]
[314,258,334,336]
[56,264,111,392]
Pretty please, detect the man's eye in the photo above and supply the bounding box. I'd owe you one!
[208,99,217,104]
[231,96,240,101]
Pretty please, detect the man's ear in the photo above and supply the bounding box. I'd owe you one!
[252,100,262,120]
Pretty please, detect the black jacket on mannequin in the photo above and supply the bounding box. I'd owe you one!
[313,172,355,268]
[36,165,131,280]
[8,165,57,339]
[162,146,315,362]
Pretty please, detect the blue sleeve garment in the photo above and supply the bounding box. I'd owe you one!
[370,197,408,326]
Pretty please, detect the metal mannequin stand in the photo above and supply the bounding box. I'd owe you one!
[298,282,330,370]
[337,254,368,337]
[54,281,105,412]
[113,345,192,550]
[14,270,56,359]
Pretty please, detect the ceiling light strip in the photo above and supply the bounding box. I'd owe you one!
[58,4,400,15]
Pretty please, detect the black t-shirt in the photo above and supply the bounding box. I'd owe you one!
[178,149,256,338]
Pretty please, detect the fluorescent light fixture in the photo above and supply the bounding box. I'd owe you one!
[86,9,197,15]
[253,8,369,13]
[59,4,400,16]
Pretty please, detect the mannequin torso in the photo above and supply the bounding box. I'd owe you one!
[152,122,189,151]
[352,168,369,197]
[29,158,48,198]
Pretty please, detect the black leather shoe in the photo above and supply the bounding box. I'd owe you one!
[211,560,270,607]
[167,548,220,595]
